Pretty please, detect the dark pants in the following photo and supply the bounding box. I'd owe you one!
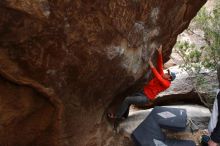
[115,91,148,118]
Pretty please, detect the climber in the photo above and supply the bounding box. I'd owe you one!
[107,45,176,130]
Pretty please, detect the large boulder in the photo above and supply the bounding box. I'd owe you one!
[0,0,206,146]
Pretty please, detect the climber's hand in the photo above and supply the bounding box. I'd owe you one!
[148,59,154,68]
[150,48,155,57]
[157,45,162,53]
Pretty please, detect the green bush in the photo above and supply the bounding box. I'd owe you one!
[174,1,220,108]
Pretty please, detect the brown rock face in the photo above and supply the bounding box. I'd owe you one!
[0,0,206,146]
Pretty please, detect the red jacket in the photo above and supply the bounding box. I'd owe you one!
[144,53,171,100]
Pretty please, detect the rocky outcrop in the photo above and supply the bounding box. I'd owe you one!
[0,0,206,146]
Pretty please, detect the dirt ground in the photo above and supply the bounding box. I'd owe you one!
[166,129,208,146]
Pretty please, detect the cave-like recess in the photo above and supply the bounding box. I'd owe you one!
[0,0,206,146]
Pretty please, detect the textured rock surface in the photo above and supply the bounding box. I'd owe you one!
[0,0,206,146]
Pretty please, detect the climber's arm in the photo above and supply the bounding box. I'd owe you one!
[157,45,164,75]
[149,59,170,87]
